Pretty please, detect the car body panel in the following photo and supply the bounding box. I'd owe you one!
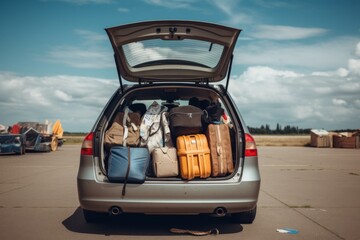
[106,20,240,82]
[77,154,260,214]
[0,134,25,155]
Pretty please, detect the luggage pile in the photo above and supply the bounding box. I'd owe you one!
[104,99,234,186]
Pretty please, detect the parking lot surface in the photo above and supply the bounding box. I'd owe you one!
[0,145,359,240]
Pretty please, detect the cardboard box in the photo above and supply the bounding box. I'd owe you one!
[333,132,360,149]
[310,129,330,148]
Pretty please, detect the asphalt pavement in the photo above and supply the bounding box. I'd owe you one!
[0,145,359,240]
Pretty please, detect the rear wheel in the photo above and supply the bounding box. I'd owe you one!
[231,206,257,224]
[51,137,58,151]
[83,209,108,223]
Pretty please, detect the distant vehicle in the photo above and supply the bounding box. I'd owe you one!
[16,120,64,152]
[0,134,26,155]
[0,120,64,153]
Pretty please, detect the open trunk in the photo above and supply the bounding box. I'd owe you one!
[99,84,244,182]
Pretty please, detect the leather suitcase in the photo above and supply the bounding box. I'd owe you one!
[206,124,234,177]
[176,134,211,180]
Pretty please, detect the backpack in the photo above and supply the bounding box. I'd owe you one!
[140,101,173,153]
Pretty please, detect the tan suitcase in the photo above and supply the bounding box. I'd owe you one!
[206,124,234,177]
[176,134,211,180]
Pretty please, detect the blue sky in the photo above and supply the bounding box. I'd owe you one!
[0,0,359,132]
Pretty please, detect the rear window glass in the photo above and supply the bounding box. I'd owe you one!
[122,39,224,68]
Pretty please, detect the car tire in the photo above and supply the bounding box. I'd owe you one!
[17,146,24,155]
[83,209,107,223]
[231,206,257,224]
[51,137,58,151]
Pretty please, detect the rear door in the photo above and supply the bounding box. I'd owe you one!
[106,20,241,83]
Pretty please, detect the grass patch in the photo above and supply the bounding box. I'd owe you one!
[62,135,86,144]
[253,135,310,147]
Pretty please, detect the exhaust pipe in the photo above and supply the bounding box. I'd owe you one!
[214,207,227,217]
[109,206,122,216]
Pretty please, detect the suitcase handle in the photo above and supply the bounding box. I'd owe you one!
[187,153,195,180]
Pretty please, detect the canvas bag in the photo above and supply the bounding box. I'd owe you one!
[107,107,150,196]
[104,122,124,146]
[151,112,179,177]
[104,108,141,146]
[107,146,150,196]
[152,147,178,177]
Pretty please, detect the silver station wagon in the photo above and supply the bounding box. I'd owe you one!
[77,20,260,224]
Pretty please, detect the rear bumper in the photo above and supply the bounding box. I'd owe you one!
[77,156,260,215]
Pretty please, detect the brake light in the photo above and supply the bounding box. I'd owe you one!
[245,133,258,157]
[81,132,94,155]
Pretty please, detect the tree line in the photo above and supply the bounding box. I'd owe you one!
[247,123,311,135]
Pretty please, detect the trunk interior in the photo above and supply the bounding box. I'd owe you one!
[100,84,243,182]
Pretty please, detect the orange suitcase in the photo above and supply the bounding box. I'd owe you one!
[176,134,211,180]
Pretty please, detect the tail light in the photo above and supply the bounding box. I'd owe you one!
[81,132,94,155]
[245,133,258,157]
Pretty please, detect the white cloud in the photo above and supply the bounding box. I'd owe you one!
[47,30,113,69]
[144,0,196,9]
[0,72,117,132]
[55,90,73,102]
[348,58,360,76]
[209,0,253,25]
[235,36,359,71]
[74,29,108,42]
[292,105,318,120]
[117,8,129,12]
[250,25,329,40]
[336,68,350,77]
[49,46,113,69]
[240,66,303,82]
[355,42,360,56]
[332,98,347,106]
[252,0,296,8]
[312,68,349,77]
[355,99,360,107]
[50,0,114,4]
[23,88,50,106]
[228,65,360,130]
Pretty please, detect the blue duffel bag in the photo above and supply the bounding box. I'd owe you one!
[108,146,150,196]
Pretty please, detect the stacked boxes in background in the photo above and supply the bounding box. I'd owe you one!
[310,129,360,149]
[310,129,330,148]
[333,132,360,148]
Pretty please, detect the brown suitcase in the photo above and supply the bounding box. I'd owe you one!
[176,134,211,180]
[206,124,234,177]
